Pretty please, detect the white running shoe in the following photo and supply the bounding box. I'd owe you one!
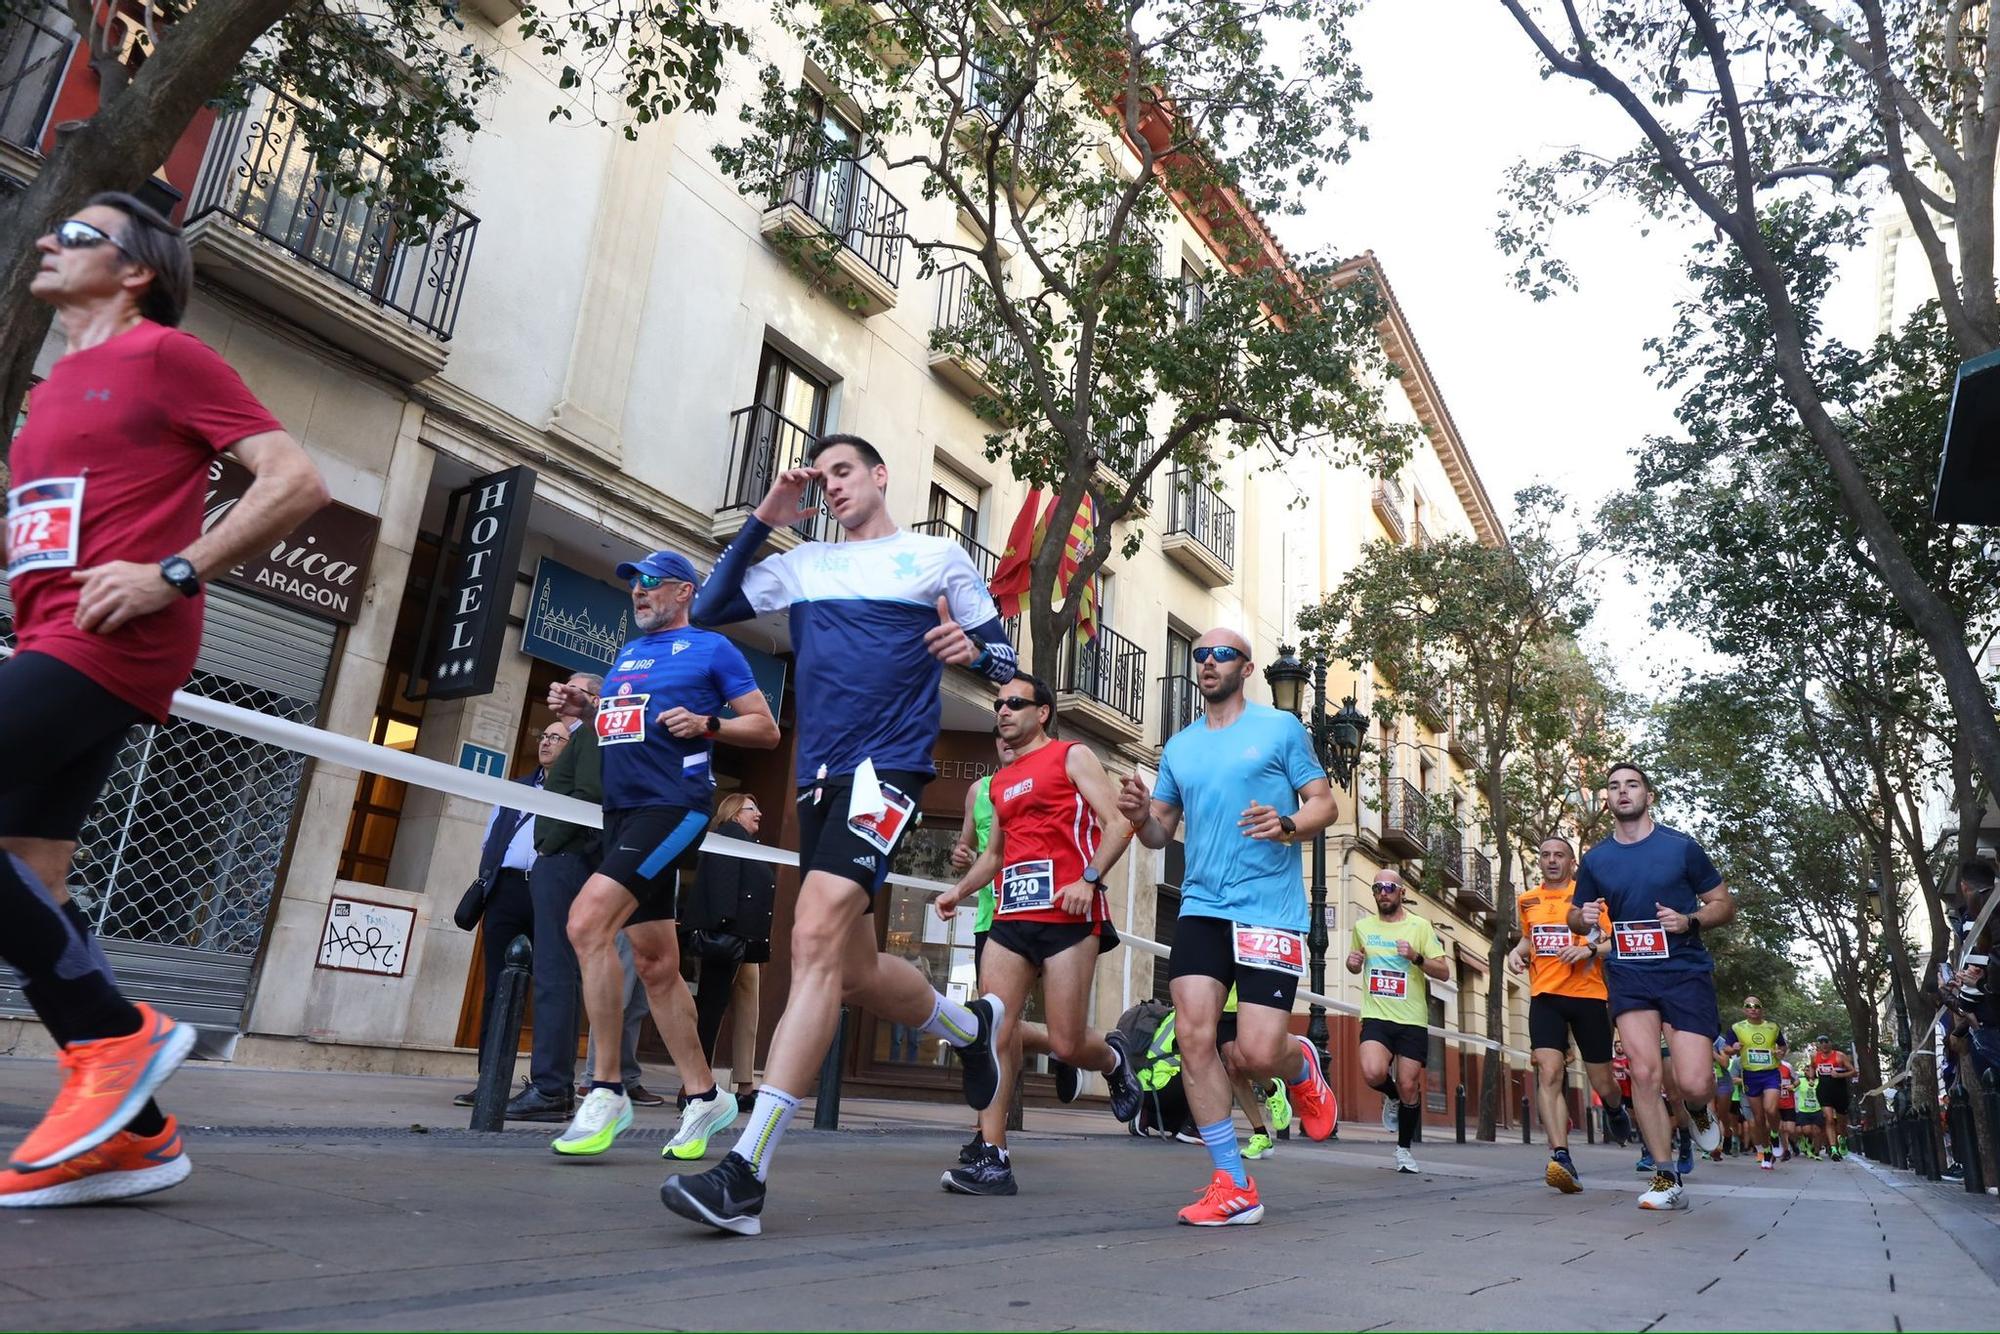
[664,1090,742,1161]
[1394,1146,1420,1174]
[1687,1104,1721,1155]
[552,1087,632,1157]
[1637,1171,1687,1210]
[1381,1099,1398,1132]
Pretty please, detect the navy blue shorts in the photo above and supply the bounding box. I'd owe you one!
[1741,1068,1783,1098]
[1605,966,1720,1040]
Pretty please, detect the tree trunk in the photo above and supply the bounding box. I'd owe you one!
[0,0,295,442]
[1477,750,1510,1141]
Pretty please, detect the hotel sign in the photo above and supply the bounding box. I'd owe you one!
[411,465,536,701]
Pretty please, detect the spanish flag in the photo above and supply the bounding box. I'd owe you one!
[987,488,1045,618]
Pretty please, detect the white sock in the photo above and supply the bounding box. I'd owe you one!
[731,1085,799,1182]
[918,991,980,1047]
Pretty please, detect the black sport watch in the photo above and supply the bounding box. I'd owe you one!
[1277,814,1297,842]
[705,714,722,735]
[159,555,199,598]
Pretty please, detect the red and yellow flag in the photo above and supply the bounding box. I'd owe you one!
[1058,493,1099,641]
[987,488,1045,617]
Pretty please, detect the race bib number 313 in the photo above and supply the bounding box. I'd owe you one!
[1232,925,1305,976]
[6,476,84,579]
[1612,921,1669,961]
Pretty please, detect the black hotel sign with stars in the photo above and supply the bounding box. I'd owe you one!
[410,465,536,701]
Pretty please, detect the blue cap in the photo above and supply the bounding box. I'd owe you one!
[615,550,703,587]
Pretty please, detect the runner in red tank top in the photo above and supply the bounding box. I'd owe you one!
[934,673,1144,1195]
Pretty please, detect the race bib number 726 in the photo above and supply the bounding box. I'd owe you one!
[1232,925,1305,976]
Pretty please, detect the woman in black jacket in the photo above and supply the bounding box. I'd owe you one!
[679,793,775,1110]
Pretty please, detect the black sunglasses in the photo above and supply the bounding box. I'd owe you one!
[994,697,1040,712]
[54,218,121,252]
[1371,882,1401,893]
[1191,645,1244,664]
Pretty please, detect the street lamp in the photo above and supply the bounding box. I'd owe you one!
[1266,645,1370,1076]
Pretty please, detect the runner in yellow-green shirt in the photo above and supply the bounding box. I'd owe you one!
[1346,869,1449,1174]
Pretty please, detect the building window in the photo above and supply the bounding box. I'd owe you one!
[336,538,435,885]
[755,343,830,436]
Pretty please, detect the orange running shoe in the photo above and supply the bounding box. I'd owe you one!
[0,1116,189,1208]
[1289,1037,1338,1141]
[9,1003,194,1171]
[1178,1169,1263,1226]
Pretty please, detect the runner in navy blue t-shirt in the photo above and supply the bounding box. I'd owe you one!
[1568,762,1734,1212]
[553,550,778,1164]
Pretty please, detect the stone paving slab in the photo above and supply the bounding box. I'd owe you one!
[0,1058,1995,1330]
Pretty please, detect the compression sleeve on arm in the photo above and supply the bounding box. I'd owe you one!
[693,519,775,627]
[966,617,1017,684]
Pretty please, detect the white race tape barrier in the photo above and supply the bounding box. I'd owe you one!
[164,681,1535,1063]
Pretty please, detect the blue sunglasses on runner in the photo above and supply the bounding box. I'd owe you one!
[1191,645,1244,664]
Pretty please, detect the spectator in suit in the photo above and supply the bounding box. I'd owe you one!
[679,793,777,1109]
[456,718,569,1108]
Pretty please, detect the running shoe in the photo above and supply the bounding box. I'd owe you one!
[1104,1031,1143,1124]
[1395,1146,1421,1174]
[1289,1038,1336,1141]
[1051,1059,1080,1104]
[1687,1103,1721,1155]
[1545,1147,1581,1194]
[1675,1128,1694,1177]
[661,1151,765,1236]
[1244,1132,1275,1161]
[1635,1151,1656,1173]
[552,1087,632,1157]
[941,1143,1017,1196]
[1177,1169,1262,1226]
[953,994,1007,1111]
[10,1004,195,1171]
[1264,1079,1293,1134]
[1637,1170,1687,1211]
[958,1127,985,1165]
[1605,1103,1634,1146]
[0,1115,189,1208]
[663,1089,740,1161]
[1381,1098,1398,1132]
[1173,1126,1203,1144]
[1758,1149,1774,1171]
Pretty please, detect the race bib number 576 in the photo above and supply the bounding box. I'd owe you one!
[1612,921,1669,961]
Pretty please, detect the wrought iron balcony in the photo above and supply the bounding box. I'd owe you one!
[930,262,1011,397]
[717,403,836,544]
[1431,827,1464,888]
[1157,673,1202,742]
[911,518,1000,582]
[1381,777,1426,859]
[0,3,69,157]
[1416,691,1446,730]
[1372,474,1408,544]
[957,58,1050,186]
[1056,622,1146,736]
[1163,469,1236,585]
[1096,413,1153,507]
[187,83,479,345]
[764,150,907,314]
[1459,847,1495,913]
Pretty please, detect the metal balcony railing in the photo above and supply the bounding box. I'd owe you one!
[1166,469,1236,570]
[188,83,480,340]
[720,404,836,543]
[960,59,1049,166]
[1372,475,1408,544]
[1057,623,1146,726]
[911,519,1000,582]
[1157,673,1202,741]
[933,262,1011,373]
[0,3,70,154]
[1382,777,1426,856]
[1461,847,1495,912]
[1431,827,1464,887]
[1085,200,1161,277]
[1097,414,1153,505]
[771,151,907,289]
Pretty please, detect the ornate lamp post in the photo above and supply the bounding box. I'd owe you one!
[1266,645,1367,1067]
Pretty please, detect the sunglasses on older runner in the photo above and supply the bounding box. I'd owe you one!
[632,573,688,590]
[53,219,121,251]
[1191,646,1244,664]
[994,697,1039,712]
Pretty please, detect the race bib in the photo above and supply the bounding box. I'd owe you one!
[846,782,916,855]
[1612,920,1669,961]
[1367,967,1408,999]
[1744,1048,1775,1070]
[595,692,650,746]
[6,476,84,579]
[998,859,1056,915]
[1530,924,1575,957]
[1232,925,1305,976]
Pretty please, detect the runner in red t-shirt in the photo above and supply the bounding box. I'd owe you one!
[0,194,327,1208]
[934,672,1143,1194]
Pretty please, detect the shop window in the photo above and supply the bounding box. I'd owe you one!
[1152,842,1184,1004]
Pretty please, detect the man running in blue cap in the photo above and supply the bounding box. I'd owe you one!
[550,550,780,1163]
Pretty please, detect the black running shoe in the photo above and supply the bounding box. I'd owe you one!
[958,1128,984,1165]
[954,993,1006,1111]
[1605,1104,1634,1147]
[941,1144,1018,1196]
[661,1151,765,1236]
[1052,1059,1080,1104]
[1104,1030,1143,1124]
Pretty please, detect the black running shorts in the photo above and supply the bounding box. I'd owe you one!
[1528,991,1615,1064]
[597,805,709,924]
[0,651,146,840]
[1360,1017,1429,1064]
[1817,1078,1850,1114]
[985,918,1118,969]
[1168,914,1301,1011]
[795,770,928,911]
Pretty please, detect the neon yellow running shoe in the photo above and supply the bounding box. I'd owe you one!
[1244,1132,1276,1161]
[663,1090,741,1161]
[1264,1080,1292,1134]
[552,1087,631,1156]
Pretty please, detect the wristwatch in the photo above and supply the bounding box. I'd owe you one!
[1277,814,1297,843]
[1082,866,1102,886]
[705,714,722,735]
[158,555,199,598]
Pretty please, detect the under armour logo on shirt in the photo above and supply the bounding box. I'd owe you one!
[82,388,111,402]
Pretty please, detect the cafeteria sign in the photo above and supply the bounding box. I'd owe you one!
[204,457,379,624]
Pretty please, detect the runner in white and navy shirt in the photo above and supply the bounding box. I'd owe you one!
[664,434,1014,1237]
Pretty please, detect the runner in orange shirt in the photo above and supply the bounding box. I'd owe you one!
[1507,835,1634,1193]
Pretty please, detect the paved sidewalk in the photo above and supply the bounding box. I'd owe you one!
[1,1058,1996,1331]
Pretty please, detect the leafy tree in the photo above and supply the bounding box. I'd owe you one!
[1493,0,2000,808]
[710,0,1413,671]
[1298,484,1601,1140]
[0,0,748,441]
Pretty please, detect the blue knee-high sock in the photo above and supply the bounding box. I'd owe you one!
[1198,1118,1248,1188]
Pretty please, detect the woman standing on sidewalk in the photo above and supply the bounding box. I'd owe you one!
[679,794,776,1111]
